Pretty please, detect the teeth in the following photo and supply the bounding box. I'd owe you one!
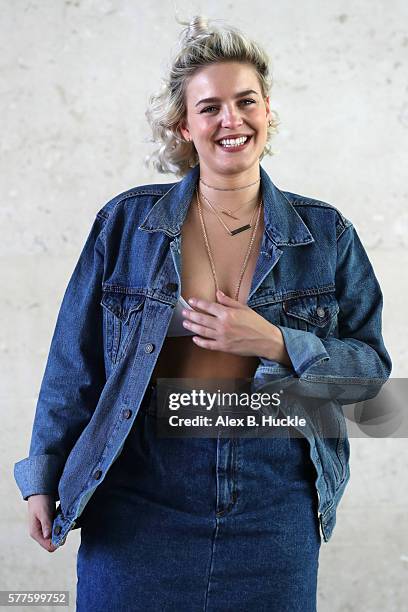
[219,136,248,147]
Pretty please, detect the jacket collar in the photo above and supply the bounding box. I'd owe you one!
[138,163,314,246]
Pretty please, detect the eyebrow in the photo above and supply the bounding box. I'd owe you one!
[195,89,259,107]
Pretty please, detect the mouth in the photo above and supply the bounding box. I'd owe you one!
[215,135,253,152]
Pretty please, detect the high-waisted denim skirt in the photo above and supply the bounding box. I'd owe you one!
[76,381,321,612]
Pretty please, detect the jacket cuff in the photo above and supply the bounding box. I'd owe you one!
[14,454,63,501]
[274,325,330,377]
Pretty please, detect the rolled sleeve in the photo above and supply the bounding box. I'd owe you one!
[14,454,63,501]
[275,324,330,377]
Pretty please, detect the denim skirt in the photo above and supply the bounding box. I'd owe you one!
[76,381,321,612]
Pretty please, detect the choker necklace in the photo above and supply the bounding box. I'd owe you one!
[199,176,261,192]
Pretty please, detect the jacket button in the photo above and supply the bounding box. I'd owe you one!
[122,408,132,419]
[93,469,102,480]
[144,343,155,353]
[54,525,62,536]
[166,282,178,292]
[316,307,325,318]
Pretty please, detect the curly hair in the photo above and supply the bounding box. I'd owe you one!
[144,15,280,177]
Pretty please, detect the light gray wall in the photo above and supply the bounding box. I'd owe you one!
[2,1,407,611]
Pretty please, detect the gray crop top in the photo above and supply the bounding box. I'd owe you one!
[166,294,196,337]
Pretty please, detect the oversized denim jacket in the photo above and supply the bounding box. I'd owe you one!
[14,163,392,547]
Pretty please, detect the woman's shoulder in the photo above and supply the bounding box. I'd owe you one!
[95,180,177,220]
[279,187,353,241]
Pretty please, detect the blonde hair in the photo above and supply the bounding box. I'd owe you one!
[144,15,279,177]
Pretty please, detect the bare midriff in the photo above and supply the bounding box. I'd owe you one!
[150,193,264,387]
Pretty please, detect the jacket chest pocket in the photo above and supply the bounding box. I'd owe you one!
[101,290,146,365]
[280,292,339,339]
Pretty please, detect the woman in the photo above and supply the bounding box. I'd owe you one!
[15,15,391,612]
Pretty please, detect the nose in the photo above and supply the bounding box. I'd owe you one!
[220,104,244,129]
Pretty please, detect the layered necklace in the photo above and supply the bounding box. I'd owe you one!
[195,175,263,302]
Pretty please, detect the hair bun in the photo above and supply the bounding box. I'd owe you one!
[177,14,211,45]
[187,15,209,39]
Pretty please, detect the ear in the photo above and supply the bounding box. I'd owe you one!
[178,118,191,142]
[265,95,271,121]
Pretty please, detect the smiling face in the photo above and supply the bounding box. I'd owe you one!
[179,61,272,179]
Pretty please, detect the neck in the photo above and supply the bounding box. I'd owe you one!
[198,161,262,213]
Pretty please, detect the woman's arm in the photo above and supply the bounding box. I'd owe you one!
[14,211,108,501]
[257,223,392,402]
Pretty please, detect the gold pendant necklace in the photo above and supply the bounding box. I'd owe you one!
[195,187,263,301]
[197,188,259,236]
[200,192,259,220]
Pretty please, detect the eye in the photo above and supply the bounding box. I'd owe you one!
[200,105,217,114]
[200,99,256,114]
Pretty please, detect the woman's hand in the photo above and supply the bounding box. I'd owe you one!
[182,289,292,366]
[27,494,58,553]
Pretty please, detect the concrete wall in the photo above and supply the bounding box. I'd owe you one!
[2,1,407,610]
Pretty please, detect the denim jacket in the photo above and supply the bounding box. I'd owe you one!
[14,163,392,547]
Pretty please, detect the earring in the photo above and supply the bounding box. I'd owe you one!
[267,119,273,127]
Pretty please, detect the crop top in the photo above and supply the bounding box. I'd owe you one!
[166,294,196,337]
